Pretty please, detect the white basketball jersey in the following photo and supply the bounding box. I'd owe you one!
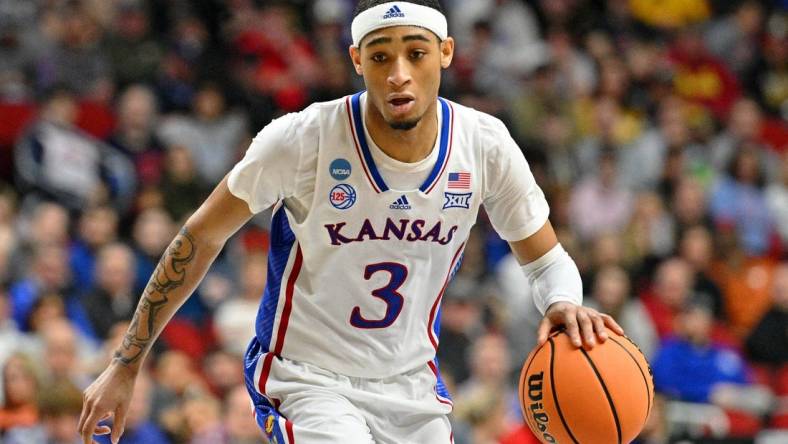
[228,92,549,381]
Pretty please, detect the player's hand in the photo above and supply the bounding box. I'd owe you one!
[537,302,624,349]
[79,362,137,444]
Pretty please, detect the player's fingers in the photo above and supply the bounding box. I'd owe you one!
[576,310,596,348]
[591,312,609,342]
[78,393,94,437]
[601,313,624,335]
[536,317,553,345]
[80,407,104,444]
[94,425,111,435]
[78,403,88,434]
[563,313,581,348]
[111,403,129,444]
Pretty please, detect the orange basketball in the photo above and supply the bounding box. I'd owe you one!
[518,330,654,444]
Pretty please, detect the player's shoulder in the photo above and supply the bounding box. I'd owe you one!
[442,98,512,149]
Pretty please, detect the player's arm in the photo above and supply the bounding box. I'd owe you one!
[508,219,624,349]
[79,177,254,444]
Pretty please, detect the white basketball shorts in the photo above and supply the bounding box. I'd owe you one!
[243,337,455,444]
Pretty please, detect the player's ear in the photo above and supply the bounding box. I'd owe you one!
[439,37,454,69]
[349,46,364,75]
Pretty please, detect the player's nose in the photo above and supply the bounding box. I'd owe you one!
[387,56,412,88]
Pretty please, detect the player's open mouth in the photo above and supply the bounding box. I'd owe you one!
[388,96,415,114]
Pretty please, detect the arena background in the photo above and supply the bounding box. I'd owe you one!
[0,0,786,443]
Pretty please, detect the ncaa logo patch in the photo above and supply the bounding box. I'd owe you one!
[443,192,472,210]
[329,158,352,180]
[330,184,357,210]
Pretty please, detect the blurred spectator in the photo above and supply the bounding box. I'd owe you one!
[103,1,163,89]
[711,226,777,339]
[157,82,248,185]
[150,350,208,439]
[668,25,741,120]
[9,244,80,332]
[633,394,670,444]
[752,18,788,118]
[455,333,516,428]
[453,386,519,444]
[131,207,175,293]
[765,151,788,245]
[709,98,781,181]
[69,205,119,291]
[310,0,355,102]
[452,0,545,97]
[153,12,225,112]
[437,276,484,385]
[35,4,112,99]
[201,349,244,401]
[39,319,95,389]
[14,86,136,213]
[0,289,27,368]
[183,395,224,444]
[620,96,704,193]
[584,232,627,288]
[107,84,165,187]
[7,201,68,283]
[641,257,697,339]
[745,262,788,366]
[568,149,633,241]
[704,1,764,76]
[220,385,264,444]
[494,252,542,380]
[228,5,320,113]
[5,381,83,444]
[652,302,773,416]
[160,145,209,222]
[677,225,725,319]
[585,265,658,359]
[622,192,675,266]
[0,5,42,101]
[0,353,40,432]
[709,143,776,257]
[27,294,67,335]
[545,27,596,99]
[628,0,710,30]
[670,176,711,235]
[508,64,577,185]
[82,243,137,340]
[213,252,267,355]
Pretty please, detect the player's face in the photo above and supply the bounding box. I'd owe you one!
[350,26,454,130]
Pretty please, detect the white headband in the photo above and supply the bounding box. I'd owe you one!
[351,2,448,47]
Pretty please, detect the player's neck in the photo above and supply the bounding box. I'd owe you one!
[365,102,438,164]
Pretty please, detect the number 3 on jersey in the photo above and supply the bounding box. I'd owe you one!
[350,262,407,329]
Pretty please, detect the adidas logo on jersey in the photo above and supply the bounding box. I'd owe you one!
[389,195,411,210]
[382,5,405,19]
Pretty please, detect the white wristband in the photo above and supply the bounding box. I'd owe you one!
[520,243,583,314]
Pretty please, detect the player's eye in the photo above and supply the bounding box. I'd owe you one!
[410,50,426,60]
[371,53,387,63]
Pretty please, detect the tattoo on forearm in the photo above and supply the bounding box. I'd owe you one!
[113,228,196,366]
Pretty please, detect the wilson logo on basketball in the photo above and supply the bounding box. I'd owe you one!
[527,372,556,443]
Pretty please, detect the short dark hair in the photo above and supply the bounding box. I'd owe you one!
[354,0,443,17]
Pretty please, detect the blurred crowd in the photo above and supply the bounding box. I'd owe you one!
[0,0,786,443]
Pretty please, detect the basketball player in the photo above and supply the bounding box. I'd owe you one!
[79,1,623,443]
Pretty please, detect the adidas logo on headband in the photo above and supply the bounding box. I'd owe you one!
[382,5,405,19]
